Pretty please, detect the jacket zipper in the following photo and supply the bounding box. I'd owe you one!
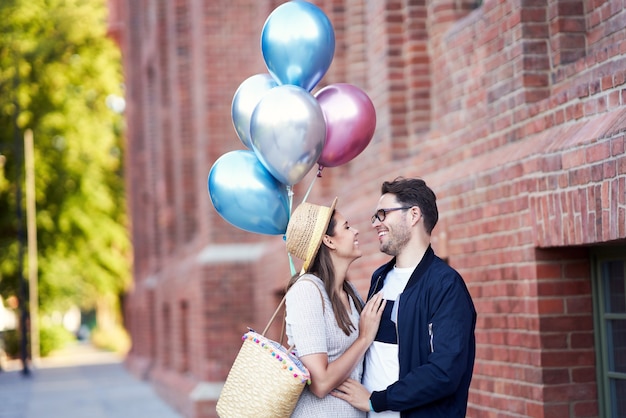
[369,274,383,301]
[428,322,434,352]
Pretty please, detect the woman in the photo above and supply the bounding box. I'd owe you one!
[284,197,385,417]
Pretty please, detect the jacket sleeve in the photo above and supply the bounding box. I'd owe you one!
[370,272,475,412]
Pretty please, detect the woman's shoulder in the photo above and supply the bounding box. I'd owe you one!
[289,274,328,307]
[294,274,325,290]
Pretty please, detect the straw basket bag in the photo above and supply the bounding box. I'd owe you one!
[216,293,311,418]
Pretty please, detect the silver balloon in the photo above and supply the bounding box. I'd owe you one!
[250,85,326,185]
[231,74,278,149]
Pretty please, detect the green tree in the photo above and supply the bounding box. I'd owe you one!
[0,0,130,347]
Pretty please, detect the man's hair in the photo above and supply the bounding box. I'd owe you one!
[381,177,438,234]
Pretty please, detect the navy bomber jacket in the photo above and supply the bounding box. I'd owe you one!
[367,245,477,418]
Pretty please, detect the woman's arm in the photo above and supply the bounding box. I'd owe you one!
[301,291,385,398]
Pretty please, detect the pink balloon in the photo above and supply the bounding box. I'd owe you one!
[315,83,376,167]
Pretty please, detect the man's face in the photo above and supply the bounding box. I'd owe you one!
[372,193,411,257]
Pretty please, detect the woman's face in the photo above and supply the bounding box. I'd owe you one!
[327,210,361,261]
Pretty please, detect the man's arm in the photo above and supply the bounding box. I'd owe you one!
[332,379,372,412]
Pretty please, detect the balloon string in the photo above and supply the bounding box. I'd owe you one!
[285,184,296,276]
[288,253,297,277]
[301,166,322,204]
[287,185,294,214]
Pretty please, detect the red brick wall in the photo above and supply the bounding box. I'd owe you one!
[109,0,626,417]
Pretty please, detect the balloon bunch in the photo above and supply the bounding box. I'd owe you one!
[208,0,376,235]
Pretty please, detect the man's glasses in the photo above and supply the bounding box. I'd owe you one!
[371,207,412,224]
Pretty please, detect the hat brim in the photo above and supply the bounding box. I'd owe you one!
[302,197,338,273]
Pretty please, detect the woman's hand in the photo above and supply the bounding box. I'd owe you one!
[299,292,385,398]
[358,291,386,343]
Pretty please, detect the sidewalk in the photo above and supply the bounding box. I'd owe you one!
[0,342,182,418]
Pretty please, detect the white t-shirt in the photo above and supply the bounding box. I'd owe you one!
[363,266,414,417]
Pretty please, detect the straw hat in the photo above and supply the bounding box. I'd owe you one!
[286,197,338,273]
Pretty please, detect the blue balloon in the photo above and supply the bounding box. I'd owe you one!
[261,1,335,92]
[208,150,290,235]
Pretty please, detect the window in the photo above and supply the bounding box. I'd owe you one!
[162,303,171,368]
[593,246,626,418]
[179,300,189,373]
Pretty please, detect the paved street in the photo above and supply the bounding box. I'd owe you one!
[0,342,181,418]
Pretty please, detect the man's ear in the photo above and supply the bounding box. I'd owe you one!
[411,207,422,226]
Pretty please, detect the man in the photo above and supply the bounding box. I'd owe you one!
[334,177,476,417]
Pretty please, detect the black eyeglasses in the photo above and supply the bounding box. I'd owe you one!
[371,207,412,224]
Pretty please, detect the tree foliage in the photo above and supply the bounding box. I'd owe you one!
[0,0,130,316]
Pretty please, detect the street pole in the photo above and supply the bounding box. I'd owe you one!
[24,129,39,364]
[13,53,30,377]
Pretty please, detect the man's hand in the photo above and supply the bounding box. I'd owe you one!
[332,378,372,412]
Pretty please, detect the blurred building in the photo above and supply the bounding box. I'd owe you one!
[107,0,626,417]
[0,296,17,332]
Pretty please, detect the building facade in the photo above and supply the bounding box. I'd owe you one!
[107,0,626,417]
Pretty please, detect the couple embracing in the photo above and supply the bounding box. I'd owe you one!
[284,176,477,417]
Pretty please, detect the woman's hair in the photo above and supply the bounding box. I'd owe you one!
[287,211,363,335]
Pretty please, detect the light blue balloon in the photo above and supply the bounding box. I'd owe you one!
[261,1,335,92]
[208,150,290,235]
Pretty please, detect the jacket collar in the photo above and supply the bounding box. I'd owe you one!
[405,244,435,289]
[369,245,435,298]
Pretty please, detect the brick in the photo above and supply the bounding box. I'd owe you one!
[543,368,570,384]
[543,382,596,402]
[586,141,611,163]
[540,316,594,335]
[573,401,599,417]
[542,403,572,417]
[536,264,562,280]
[538,298,565,314]
[611,135,625,155]
[565,296,593,314]
[571,366,597,383]
[542,333,568,349]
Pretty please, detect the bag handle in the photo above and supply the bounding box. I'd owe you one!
[261,277,326,338]
[262,293,288,337]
